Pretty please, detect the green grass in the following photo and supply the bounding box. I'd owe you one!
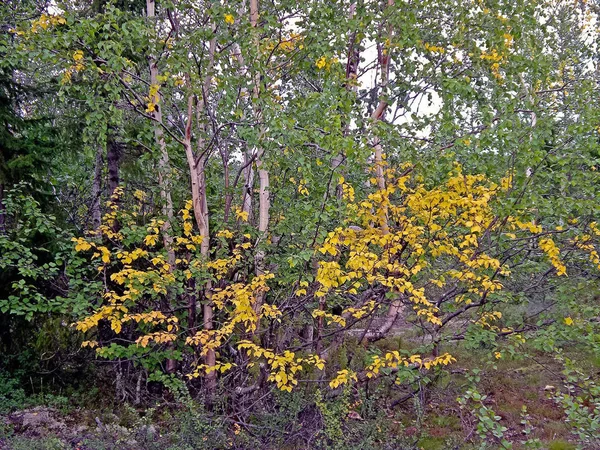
[547,439,577,450]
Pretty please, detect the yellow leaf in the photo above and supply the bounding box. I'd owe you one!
[236,210,249,222]
[111,320,122,334]
[99,247,110,264]
[144,234,158,246]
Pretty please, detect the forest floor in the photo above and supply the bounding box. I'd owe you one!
[0,343,593,450]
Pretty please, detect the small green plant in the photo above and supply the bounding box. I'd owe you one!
[0,372,28,413]
[457,369,511,449]
[552,359,600,447]
[39,393,70,414]
[315,387,351,449]
[519,405,542,449]
[164,401,226,450]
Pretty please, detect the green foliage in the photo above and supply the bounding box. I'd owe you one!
[315,387,351,448]
[0,186,80,319]
[520,406,543,449]
[0,372,28,414]
[552,359,600,446]
[163,402,226,450]
[458,369,511,449]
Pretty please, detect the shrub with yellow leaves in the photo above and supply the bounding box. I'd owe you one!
[71,162,599,397]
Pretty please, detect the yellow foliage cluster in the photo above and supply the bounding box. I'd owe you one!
[343,300,377,319]
[571,224,600,270]
[297,179,309,196]
[73,193,209,354]
[278,33,304,52]
[30,14,66,33]
[329,369,357,389]
[185,272,286,380]
[338,176,355,202]
[312,309,347,327]
[224,13,235,25]
[234,341,325,391]
[136,331,178,348]
[315,56,339,71]
[263,33,304,54]
[234,207,249,222]
[479,24,514,80]
[475,311,503,329]
[74,194,286,383]
[206,238,252,279]
[366,352,456,380]
[539,237,567,276]
[315,164,516,328]
[424,43,446,54]
[61,50,86,84]
[146,84,161,113]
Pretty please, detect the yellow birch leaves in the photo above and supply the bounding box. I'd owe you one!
[71,163,594,394]
[539,238,567,276]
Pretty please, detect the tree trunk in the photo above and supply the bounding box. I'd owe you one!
[107,135,121,197]
[333,2,361,198]
[241,149,255,221]
[146,0,175,261]
[229,40,256,223]
[0,182,5,235]
[107,135,121,232]
[90,142,104,231]
[222,147,232,222]
[147,0,177,375]
[179,29,218,400]
[250,0,270,320]
[369,0,399,332]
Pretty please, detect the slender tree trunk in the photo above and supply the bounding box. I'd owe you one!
[107,135,120,197]
[222,147,232,222]
[0,182,6,234]
[90,143,104,231]
[107,135,121,232]
[147,0,177,374]
[370,0,402,331]
[249,0,270,320]
[253,154,269,317]
[241,149,255,220]
[186,111,216,399]
[333,2,361,198]
[345,3,361,90]
[200,34,217,399]
[230,41,255,223]
[229,36,258,225]
[371,1,393,199]
[146,0,175,263]
[180,29,217,400]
